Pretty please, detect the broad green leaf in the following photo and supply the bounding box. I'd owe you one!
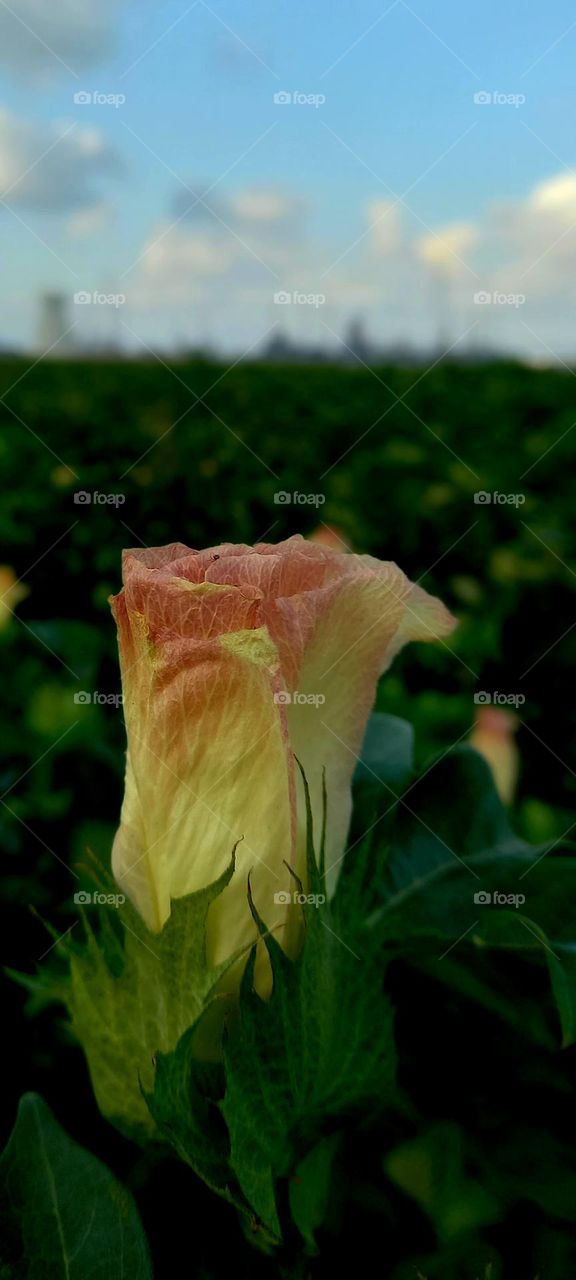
[365,747,576,1043]
[355,712,414,788]
[383,745,525,884]
[349,711,414,846]
[0,1094,152,1280]
[367,748,572,938]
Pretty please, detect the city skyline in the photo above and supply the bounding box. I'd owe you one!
[28,288,534,368]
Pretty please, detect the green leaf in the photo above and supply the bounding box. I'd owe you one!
[355,712,414,788]
[383,745,524,884]
[547,947,576,1047]
[350,712,415,847]
[487,1127,576,1222]
[510,925,576,1049]
[221,950,289,1239]
[385,1123,499,1241]
[59,851,248,1139]
[367,748,566,936]
[0,1094,152,1279]
[366,746,576,1043]
[221,775,397,1240]
[288,1134,341,1252]
[145,1018,233,1198]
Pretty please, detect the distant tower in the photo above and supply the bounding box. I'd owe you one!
[344,316,373,364]
[38,293,71,354]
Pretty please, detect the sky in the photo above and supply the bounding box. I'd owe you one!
[2,0,576,358]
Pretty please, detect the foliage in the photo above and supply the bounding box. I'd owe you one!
[2,358,576,1278]
[9,716,574,1278]
[0,1094,152,1279]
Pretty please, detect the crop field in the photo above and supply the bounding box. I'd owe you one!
[2,356,576,1278]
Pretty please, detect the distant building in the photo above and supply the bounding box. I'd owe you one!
[37,293,72,355]
[260,328,335,364]
[343,317,377,364]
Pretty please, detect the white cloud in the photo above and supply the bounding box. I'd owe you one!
[416,221,478,272]
[130,180,315,310]
[473,171,576,305]
[121,167,576,357]
[230,188,299,223]
[172,181,306,246]
[129,183,319,339]
[366,198,403,255]
[0,110,120,212]
[143,227,235,279]
[529,173,576,216]
[66,202,112,239]
[0,0,118,81]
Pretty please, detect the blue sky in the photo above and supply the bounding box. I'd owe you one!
[2,0,576,356]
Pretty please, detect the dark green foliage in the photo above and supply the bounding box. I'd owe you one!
[0,1094,152,1279]
[3,358,576,1278]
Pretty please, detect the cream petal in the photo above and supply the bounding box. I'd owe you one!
[276,564,456,888]
[111,617,297,969]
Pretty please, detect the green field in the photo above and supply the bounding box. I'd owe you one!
[2,356,576,1278]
